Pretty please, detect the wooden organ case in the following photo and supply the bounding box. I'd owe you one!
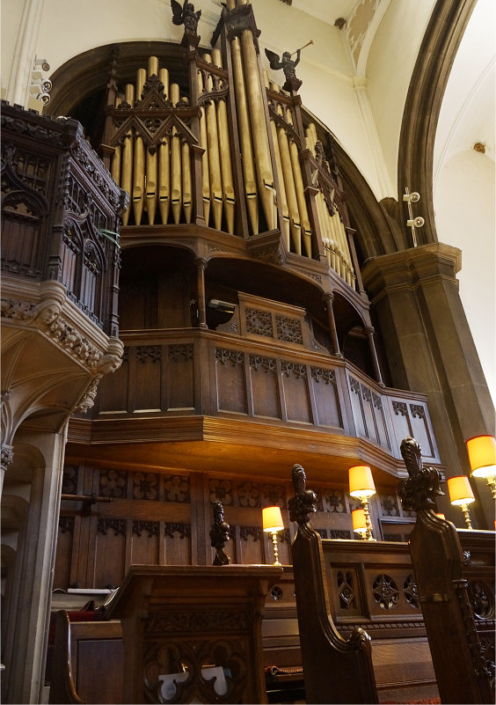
[50,2,445,701]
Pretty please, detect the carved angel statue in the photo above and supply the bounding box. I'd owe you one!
[171,0,201,35]
[265,48,301,82]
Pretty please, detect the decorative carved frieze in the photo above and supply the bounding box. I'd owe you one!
[311,367,335,384]
[215,348,244,367]
[136,345,161,363]
[97,518,126,536]
[372,574,399,610]
[410,404,425,419]
[164,522,191,539]
[164,475,190,503]
[99,468,127,498]
[133,472,159,500]
[239,526,262,542]
[146,609,249,633]
[62,465,78,495]
[74,375,102,413]
[276,316,303,345]
[263,484,285,507]
[209,479,233,505]
[237,482,261,508]
[403,574,420,609]
[132,520,159,537]
[168,343,193,361]
[248,354,276,373]
[337,570,356,610]
[1,298,36,320]
[379,494,400,517]
[245,309,273,338]
[280,361,307,379]
[393,401,408,416]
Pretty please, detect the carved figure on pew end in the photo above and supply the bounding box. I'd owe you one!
[210,500,231,566]
[288,463,379,704]
[398,436,495,704]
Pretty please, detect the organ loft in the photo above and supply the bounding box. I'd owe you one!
[1,1,494,704]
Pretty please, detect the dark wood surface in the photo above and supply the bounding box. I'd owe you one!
[106,564,282,704]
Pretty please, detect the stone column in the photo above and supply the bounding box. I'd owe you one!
[362,242,495,527]
[2,424,68,704]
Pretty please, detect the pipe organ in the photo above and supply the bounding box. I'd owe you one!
[101,0,357,289]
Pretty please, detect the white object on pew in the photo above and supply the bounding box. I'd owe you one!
[159,666,227,700]
[67,588,112,594]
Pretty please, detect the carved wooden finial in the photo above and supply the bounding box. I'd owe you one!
[288,463,317,526]
[210,500,231,565]
[398,437,444,512]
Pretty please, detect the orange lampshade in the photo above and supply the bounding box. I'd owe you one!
[447,476,475,506]
[349,466,376,498]
[466,435,496,479]
[263,506,284,533]
[352,508,367,534]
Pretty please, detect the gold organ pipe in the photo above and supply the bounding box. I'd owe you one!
[148,56,159,77]
[110,95,122,187]
[240,29,277,231]
[287,110,312,257]
[145,59,159,225]
[182,141,192,223]
[231,36,258,235]
[198,71,211,226]
[170,83,182,224]
[226,0,235,9]
[276,105,301,254]
[121,84,134,226]
[132,68,147,225]
[203,54,223,230]
[270,119,290,249]
[211,49,235,234]
[217,98,235,233]
[158,68,170,224]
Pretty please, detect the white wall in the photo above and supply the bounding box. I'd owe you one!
[434,149,496,405]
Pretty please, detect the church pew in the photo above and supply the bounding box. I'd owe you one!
[288,462,440,704]
[398,436,495,704]
[49,611,124,704]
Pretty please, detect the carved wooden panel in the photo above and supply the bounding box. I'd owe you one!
[131,521,160,566]
[281,361,311,423]
[389,397,437,461]
[94,519,127,588]
[98,349,129,413]
[135,345,162,411]
[249,354,280,419]
[167,344,195,410]
[215,348,247,414]
[348,375,391,451]
[311,367,342,428]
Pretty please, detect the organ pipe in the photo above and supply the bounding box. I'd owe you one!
[120,84,134,226]
[203,54,223,230]
[132,68,146,225]
[212,49,235,234]
[231,36,258,235]
[170,83,182,224]
[240,29,277,231]
[198,69,211,226]
[287,109,311,257]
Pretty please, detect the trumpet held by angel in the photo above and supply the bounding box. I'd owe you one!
[265,40,313,82]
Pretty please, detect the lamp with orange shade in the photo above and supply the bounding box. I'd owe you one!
[349,465,376,541]
[352,508,368,539]
[447,476,475,529]
[466,435,496,499]
[263,506,284,565]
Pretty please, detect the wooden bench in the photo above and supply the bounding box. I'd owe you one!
[398,436,495,704]
[49,611,124,704]
[288,462,440,704]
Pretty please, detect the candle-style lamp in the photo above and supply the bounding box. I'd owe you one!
[263,506,284,565]
[352,508,368,539]
[349,465,376,541]
[447,476,475,529]
[466,435,496,499]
